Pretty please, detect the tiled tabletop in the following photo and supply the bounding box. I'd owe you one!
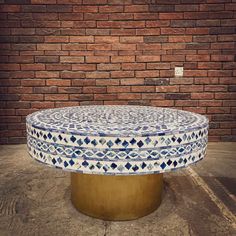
[26,105,209,175]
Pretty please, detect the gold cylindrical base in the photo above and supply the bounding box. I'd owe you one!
[71,173,163,221]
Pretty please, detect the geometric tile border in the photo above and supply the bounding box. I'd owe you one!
[26,106,209,175]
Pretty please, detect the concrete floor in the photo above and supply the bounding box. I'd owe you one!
[0,143,235,236]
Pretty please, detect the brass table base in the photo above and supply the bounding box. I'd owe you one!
[71,172,163,221]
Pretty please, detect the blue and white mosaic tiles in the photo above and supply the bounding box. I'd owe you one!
[26,105,209,175]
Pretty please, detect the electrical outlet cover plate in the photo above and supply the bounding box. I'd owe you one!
[175,67,183,77]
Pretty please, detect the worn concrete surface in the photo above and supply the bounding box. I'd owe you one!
[0,143,235,236]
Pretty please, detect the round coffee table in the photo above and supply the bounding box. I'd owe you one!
[26,105,209,220]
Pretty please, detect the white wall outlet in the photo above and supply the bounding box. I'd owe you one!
[175,67,183,77]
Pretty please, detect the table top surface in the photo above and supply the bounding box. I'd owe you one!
[26,105,209,175]
[27,105,208,137]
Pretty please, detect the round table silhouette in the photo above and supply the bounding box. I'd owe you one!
[26,105,209,220]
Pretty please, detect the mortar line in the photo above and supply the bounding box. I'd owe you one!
[185,167,236,229]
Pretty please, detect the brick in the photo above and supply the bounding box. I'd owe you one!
[72,21,96,28]
[125,5,148,12]
[46,64,71,71]
[166,93,190,100]
[120,78,144,85]
[9,56,34,63]
[122,63,145,71]
[191,93,214,100]
[21,79,45,86]
[37,44,61,50]
[61,71,85,79]
[62,44,86,51]
[193,36,217,43]
[31,102,55,109]
[7,87,30,97]
[45,94,68,101]
[161,28,185,35]
[83,86,106,94]
[111,56,135,63]
[6,101,30,109]
[72,64,96,71]
[207,107,230,114]
[198,62,221,70]
[151,100,174,107]
[99,5,123,12]
[210,27,235,35]
[149,5,175,12]
[160,70,174,77]
[86,72,110,79]
[36,71,59,78]
[210,129,231,136]
[169,36,192,43]
[107,86,130,93]
[147,63,170,70]
[186,28,209,35]
[204,85,227,92]
[144,36,168,43]
[162,55,185,62]
[184,12,208,20]
[47,5,72,12]
[175,4,198,12]
[120,36,143,43]
[180,85,203,93]
[111,71,134,78]
[70,36,94,43]
[97,21,145,28]
[219,78,236,85]
[171,20,195,27]
[131,86,155,93]
[11,28,35,35]
[60,56,84,63]
[21,64,45,71]
[46,79,71,86]
[208,70,232,77]
[112,44,136,50]
[31,0,56,4]
[95,50,118,56]
[33,86,57,94]
[94,36,119,44]
[73,6,98,12]
[21,94,43,101]
[195,78,218,85]
[211,55,234,62]
[228,85,236,92]
[0,94,19,101]
[215,93,236,100]
[117,93,141,100]
[97,63,121,71]
[35,56,59,63]
[0,5,21,12]
[94,94,117,100]
[59,13,83,20]
[186,55,210,62]
[93,27,109,35]
[110,13,133,21]
[136,55,160,62]
[86,56,110,63]
[83,0,107,4]
[136,70,159,78]
[72,79,96,86]
[96,79,119,86]
[156,85,179,93]
[84,13,108,20]
[45,36,69,43]
[175,100,198,107]
[141,93,165,100]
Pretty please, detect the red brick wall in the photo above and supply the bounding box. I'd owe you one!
[0,0,235,144]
